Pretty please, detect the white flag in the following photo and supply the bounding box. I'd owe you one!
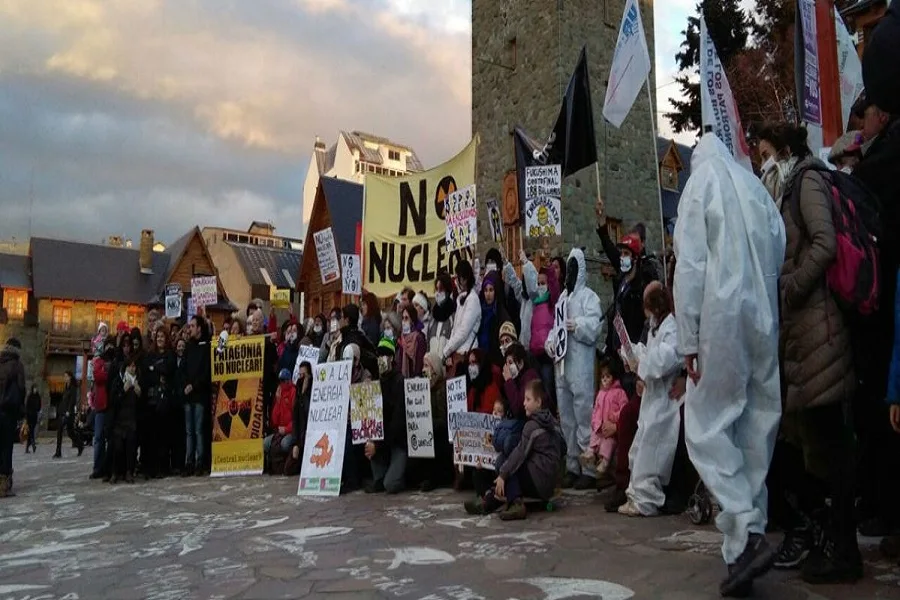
[699,17,753,172]
[603,0,652,128]
[835,11,864,130]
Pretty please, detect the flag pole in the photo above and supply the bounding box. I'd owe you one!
[644,77,668,285]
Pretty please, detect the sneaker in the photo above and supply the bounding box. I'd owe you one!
[604,488,627,513]
[719,533,776,597]
[774,527,814,570]
[365,480,386,494]
[578,451,596,470]
[562,472,579,489]
[617,500,642,517]
[573,474,596,491]
[499,500,527,521]
[721,564,753,598]
[801,535,863,585]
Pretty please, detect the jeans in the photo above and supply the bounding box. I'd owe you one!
[505,464,540,503]
[184,403,205,468]
[370,445,408,494]
[263,433,295,454]
[92,411,107,476]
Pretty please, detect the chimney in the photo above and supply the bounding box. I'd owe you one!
[314,135,326,152]
[108,235,123,248]
[139,229,154,275]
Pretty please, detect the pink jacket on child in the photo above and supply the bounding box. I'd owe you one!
[589,381,629,453]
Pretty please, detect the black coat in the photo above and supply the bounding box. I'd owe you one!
[182,339,211,406]
[26,391,41,420]
[292,380,312,449]
[337,327,379,380]
[143,350,175,410]
[109,368,139,436]
[379,369,407,451]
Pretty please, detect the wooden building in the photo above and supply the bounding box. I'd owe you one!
[841,0,889,56]
[297,177,363,319]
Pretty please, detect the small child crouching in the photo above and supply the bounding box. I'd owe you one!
[491,400,523,474]
[581,361,629,477]
[465,381,563,520]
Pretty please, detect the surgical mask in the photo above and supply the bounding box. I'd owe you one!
[313,325,323,334]
[468,365,480,380]
[500,343,511,356]
[620,256,633,273]
[508,363,519,379]
[377,356,392,375]
[435,291,447,305]
[329,319,339,333]
[383,327,394,340]
[485,261,498,273]
[286,332,297,343]
[840,166,853,175]
[402,322,411,335]
[761,156,776,174]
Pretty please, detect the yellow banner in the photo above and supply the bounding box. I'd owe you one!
[363,137,478,297]
[211,335,265,382]
[211,377,265,476]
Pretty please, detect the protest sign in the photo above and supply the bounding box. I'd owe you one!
[341,254,361,296]
[363,138,477,297]
[298,360,352,496]
[313,227,340,285]
[191,276,218,308]
[350,381,384,445]
[445,376,468,442]
[271,288,291,308]
[404,378,435,459]
[450,411,500,470]
[187,297,196,320]
[613,312,637,370]
[292,344,320,384]
[165,283,182,319]
[524,165,562,238]
[552,296,568,363]
[210,334,266,476]
[445,184,477,252]
[486,198,503,243]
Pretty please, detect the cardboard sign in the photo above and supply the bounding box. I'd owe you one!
[445,184,477,252]
[524,165,562,238]
[553,296,568,363]
[445,376,468,442]
[298,360,352,496]
[271,288,291,308]
[165,283,182,319]
[341,254,361,296]
[191,276,218,308]
[349,381,384,445]
[404,378,435,459]
[450,411,500,470]
[613,312,637,369]
[292,344,321,384]
[187,296,196,321]
[486,198,503,243]
[313,227,340,285]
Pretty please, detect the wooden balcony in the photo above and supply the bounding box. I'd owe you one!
[45,331,91,356]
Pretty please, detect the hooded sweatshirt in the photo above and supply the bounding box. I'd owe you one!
[498,408,563,501]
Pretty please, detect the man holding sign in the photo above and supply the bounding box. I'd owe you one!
[363,339,408,494]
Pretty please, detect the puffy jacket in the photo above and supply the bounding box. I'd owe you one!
[271,382,296,434]
[498,409,562,501]
[442,290,481,359]
[91,357,110,412]
[493,418,524,456]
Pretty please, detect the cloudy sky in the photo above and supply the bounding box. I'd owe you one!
[0,0,695,247]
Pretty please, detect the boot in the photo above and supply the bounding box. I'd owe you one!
[0,474,14,498]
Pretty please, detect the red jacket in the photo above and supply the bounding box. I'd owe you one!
[91,357,109,412]
[467,365,504,414]
[271,381,296,433]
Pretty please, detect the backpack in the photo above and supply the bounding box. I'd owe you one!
[789,165,881,316]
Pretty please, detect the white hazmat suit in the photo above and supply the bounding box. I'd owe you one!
[551,248,603,478]
[673,134,786,565]
[627,313,683,515]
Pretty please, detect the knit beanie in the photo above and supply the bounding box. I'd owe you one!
[499,321,518,341]
[412,292,429,313]
[377,337,397,356]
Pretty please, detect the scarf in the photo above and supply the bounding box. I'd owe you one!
[400,331,420,378]
[532,289,550,305]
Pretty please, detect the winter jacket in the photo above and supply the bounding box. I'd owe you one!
[91,357,110,412]
[142,350,174,409]
[779,161,856,412]
[442,290,481,359]
[292,380,312,447]
[397,331,427,378]
[335,326,379,380]
[277,340,300,377]
[271,382,296,434]
[183,338,211,406]
[499,409,562,501]
[590,381,628,440]
[379,369,408,451]
[109,368,139,436]
[0,345,25,418]
[26,391,41,420]
[59,385,77,417]
[502,367,541,420]
[467,365,503,414]
[361,317,382,348]
[530,265,559,357]
[430,380,448,428]
[493,418,524,456]
[503,261,535,350]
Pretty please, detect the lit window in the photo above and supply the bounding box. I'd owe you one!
[96,306,115,327]
[127,308,145,330]
[3,289,27,319]
[52,305,71,332]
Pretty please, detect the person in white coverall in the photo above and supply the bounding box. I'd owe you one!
[674,133,786,598]
[547,248,602,490]
[620,283,683,517]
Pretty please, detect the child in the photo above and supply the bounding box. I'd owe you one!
[466,380,563,520]
[491,399,523,474]
[582,362,629,477]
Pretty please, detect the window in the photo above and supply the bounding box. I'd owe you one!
[661,166,679,192]
[607,217,624,244]
[354,161,360,173]
[3,289,27,319]
[52,305,72,332]
[127,308,145,330]
[96,306,115,327]
[388,149,400,161]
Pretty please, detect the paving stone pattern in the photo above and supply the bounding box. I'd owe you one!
[0,451,898,599]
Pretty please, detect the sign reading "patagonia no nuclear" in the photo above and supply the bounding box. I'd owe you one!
[211,335,265,382]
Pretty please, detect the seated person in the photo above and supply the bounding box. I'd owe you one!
[365,338,408,494]
[264,369,296,464]
[492,399,523,473]
[465,380,562,520]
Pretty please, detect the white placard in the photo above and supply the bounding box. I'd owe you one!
[165,283,182,319]
[341,254,361,296]
[524,165,562,238]
[445,184,477,252]
[486,198,503,243]
[313,227,340,285]
[404,378,435,459]
[350,381,384,445]
[445,376,468,442]
[450,411,500,470]
[298,360,352,496]
[553,296,568,363]
[292,344,321,384]
[191,276,217,308]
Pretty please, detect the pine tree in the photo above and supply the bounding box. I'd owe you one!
[666,0,751,134]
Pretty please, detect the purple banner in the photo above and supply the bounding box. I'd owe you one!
[798,0,822,125]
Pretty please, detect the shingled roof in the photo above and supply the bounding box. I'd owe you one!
[229,242,302,289]
[341,131,424,172]
[319,177,363,255]
[0,253,31,290]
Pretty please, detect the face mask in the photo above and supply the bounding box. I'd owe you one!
[468,365,480,380]
[536,284,548,296]
[508,363,519,379]
[383,327,394,340]
[840,166,853,175]
[402,322,411,335]
[435,291,446,305]
[313,325,323,334]
[377,356,392,375]
[500,343,511,356]
[485,262,498,273]
[286,332,297,343]
[620,256,633,273]
[761,156,776,174]
[329,319,339,333]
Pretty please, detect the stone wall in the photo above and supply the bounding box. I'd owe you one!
[472,0,661,313]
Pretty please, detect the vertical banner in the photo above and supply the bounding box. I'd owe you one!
[314,227,340,285]
[349,381,384,445]
[445,184,478,252]
[450,412,500,470]
[796,0,822,125]
[524,165,562,238]
[835,11,864,130]
[340,254,362,296]
[445,376,468,442]
[404,378,435,459]
[210,334,266,477]
[486,198,503,243]
[165,283,182,319]
[298,360,352,496]
[191,276,218,308]
[602,0,653,128]
[553,296,568,363]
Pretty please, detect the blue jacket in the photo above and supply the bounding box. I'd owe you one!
[493,418,524,456]
[888,268,900,404]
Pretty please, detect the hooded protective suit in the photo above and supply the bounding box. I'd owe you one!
[626,313,683,515]
[551,248,602,477]
[673,134,785,565]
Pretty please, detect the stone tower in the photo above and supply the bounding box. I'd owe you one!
[472,0,661,300]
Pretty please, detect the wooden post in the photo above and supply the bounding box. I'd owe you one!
[816,0,844,146]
